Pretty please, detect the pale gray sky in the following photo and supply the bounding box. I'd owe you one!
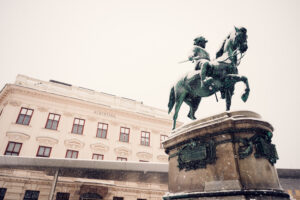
[0,0,300,168]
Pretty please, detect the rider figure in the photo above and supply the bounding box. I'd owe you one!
[188,36,212,87]
[188,36,210,70]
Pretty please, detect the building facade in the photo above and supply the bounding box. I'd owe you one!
[0,75,173,162]
[0,75,175,200]
[0,75,299,200]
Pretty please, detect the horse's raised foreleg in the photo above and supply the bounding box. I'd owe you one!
[172,92,186,130]
[240,76,250,102]
[226,74,250,102]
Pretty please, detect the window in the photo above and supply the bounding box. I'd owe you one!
[119,127,130,142]
[65,150,78,159]
[23,190,39,200]
[92,154,104,160]
[56,192,70,200]
[117,157,127,161]
[141,131,150,146]
[45,113,60,130]
[96,122,108,138]
[71,118,85,134]
[81,193,102,199]
[36,146,52,157]
[16,107,33,125]
[0,188,7,200]
[4,141,22,156]
[160,135,168,148]
[113,197,124,200]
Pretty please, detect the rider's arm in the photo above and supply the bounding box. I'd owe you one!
[188,47,201,61]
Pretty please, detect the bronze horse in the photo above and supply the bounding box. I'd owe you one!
[168,27,250,130]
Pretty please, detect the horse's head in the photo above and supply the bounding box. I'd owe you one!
[234,26,248,54]
[216,26,248,59]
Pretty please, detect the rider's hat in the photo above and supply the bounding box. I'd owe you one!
[194,36,208,44]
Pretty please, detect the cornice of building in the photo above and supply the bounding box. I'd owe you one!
[0,156,168,172]
[0,75,181,130]
[0,156,297,180]
[14,75,170,118]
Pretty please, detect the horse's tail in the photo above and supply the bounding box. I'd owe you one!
[168,87,175,114]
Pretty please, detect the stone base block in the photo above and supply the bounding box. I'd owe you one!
[163,111,290,200]
[163,190,290,200]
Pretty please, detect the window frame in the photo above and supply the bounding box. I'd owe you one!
[71,118,85,135]
[119,127,130,143]
[23,190,40,200]
[0,188,7,200]
[56,192,70,200]
[4,141,22,156]
[160,135,168,149]
[113,197,124,200]
[140,131,150,146]
[45,113,61,130]
[16,107,34,125]
[92,153,104,160]
[96,122,108,139]
[117,157,127,161]
[65,149,79,159]
[36,146,52,158]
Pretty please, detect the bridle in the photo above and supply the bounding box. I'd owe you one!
[219,32,247,66]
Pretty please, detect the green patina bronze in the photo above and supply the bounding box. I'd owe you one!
[168,27,249,130]
[170,131,278,171]
[238,137,253,159]
[177,140,216,171]
[238,132,279,165]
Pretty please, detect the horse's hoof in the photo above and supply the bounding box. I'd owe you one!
[187,114,196,120]
[241,93,249,102]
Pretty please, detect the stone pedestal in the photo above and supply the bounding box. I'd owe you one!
[163,111,290,200]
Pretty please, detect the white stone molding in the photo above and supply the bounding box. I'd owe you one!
[87,116,97,122]
[114,146,132,157]
[8,100,22,107]
[6,131,30,142]
[90,143,109,153]
[64,138,85,150]
[141,128,151,132]
[157,155,168,162]
[152,129,161,134]
[119,124,131,129]
[109,120,119,126]
[63,112,73,117]
[136,152,153,160]
[37,107,48,112]
[132,125,140,131]
[36,136,58,146]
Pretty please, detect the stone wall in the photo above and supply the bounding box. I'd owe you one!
[0,168,167,200]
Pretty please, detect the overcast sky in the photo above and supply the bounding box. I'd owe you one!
[0,0,300,169]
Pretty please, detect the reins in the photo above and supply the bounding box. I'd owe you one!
[218,48,246,66]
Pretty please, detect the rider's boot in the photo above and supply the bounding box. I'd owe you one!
[200,62,210,87]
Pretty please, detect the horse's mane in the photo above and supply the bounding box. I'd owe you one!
[216,35,230,59]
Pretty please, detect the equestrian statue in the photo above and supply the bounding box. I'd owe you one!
[168,26,250,130]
